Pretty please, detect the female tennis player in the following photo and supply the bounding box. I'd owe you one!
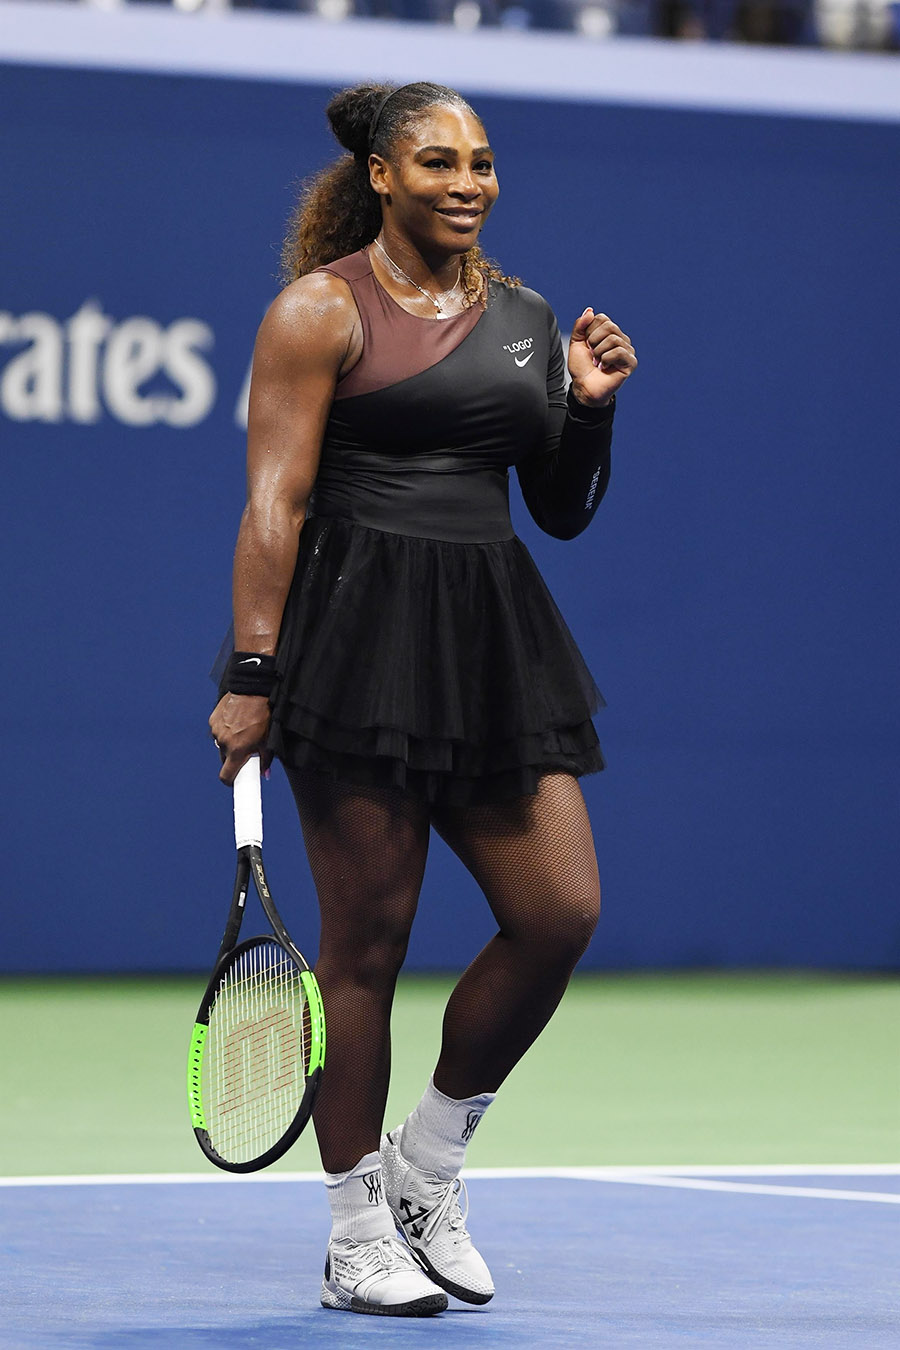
[209,81,636,1317]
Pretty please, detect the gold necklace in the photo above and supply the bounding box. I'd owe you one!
[373,236,463,319]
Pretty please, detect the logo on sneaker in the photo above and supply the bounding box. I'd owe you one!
[399,1197,430,1240]
[461,1110,482,1142]
[362,1170,383,1205]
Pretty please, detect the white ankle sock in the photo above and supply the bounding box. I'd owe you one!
[324,1151,395,1242]
[399,1077,497,1181]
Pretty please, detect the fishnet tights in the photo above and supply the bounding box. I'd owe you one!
[285,767,600,1173]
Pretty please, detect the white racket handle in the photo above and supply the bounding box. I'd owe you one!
[233,754,263,849]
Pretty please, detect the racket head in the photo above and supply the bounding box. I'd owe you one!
[188,933,325,1172]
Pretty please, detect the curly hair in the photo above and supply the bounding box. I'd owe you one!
[280,82,520,306]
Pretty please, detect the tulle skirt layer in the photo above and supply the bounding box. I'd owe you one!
[268,515,605,806]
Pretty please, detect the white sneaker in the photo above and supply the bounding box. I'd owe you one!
[381,1126,495,1305]
[320,1233,448,1316]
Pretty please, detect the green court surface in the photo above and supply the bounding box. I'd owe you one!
[1,973,897,1178]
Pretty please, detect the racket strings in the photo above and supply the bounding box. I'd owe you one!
[204,939,311,1163]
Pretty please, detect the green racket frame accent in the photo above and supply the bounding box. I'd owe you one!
[300,970,326,1072]
[188,841,324,1171]
[187,1023,208,1130]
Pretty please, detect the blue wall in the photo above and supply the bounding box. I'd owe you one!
[1,62,897,972]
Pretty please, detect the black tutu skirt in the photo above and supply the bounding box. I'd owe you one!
[263,514,605,807]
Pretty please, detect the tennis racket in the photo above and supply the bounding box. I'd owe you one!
[187,754,325,1171]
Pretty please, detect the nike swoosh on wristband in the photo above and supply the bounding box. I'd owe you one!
[514,352,535,367]
[238,657,262,666]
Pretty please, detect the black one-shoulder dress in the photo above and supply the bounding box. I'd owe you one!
[264,248,615,807]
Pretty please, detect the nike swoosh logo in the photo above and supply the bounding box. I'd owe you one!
[515,352,534,367]
[238,657,262,666]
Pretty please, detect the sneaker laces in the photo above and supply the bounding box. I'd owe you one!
[416,1175,470,1243]
[352,1235,426,1279]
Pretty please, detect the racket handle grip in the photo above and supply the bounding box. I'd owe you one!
[233,754,263,849]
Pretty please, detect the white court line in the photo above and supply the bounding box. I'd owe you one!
[575,1174,900,1205]
[468,1164,900,1177]
[466,1166,900,1205]
[0,1170,326,1187]
[2,1165,898,1204]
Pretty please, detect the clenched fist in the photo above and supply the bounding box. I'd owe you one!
[567,309,637,408]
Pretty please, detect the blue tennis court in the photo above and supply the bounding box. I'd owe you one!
[3,1169,897,1349]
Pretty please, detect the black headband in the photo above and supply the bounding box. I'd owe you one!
[368,84,417,151]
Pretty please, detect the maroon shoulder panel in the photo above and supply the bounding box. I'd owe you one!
[316,249,484,400]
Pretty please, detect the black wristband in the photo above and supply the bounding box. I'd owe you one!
[566,387,616,425]
[222,651,279,698]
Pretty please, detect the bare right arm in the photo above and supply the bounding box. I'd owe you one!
[210,274,361,784]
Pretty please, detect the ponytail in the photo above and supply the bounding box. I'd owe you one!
[280,150,380,284]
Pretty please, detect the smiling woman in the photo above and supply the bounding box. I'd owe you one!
[208,79,637,1320]
[281,82,519,312]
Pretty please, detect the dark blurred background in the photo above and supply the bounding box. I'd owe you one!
[1,4,898,975]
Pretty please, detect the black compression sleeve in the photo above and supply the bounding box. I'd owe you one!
[514,310,614,540]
